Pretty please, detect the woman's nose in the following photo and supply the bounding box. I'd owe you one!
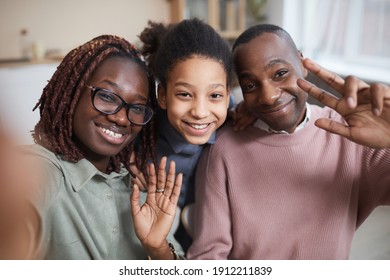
[107,107,130,126]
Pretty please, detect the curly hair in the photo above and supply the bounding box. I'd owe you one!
[139,18,233,89]
[32,35,157,174]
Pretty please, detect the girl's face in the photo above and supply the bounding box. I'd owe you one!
[159,56,230,145]
[72,56,149,172]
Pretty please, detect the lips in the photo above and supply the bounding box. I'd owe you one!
[261,99,294,115]
[96,125,129,145]
[99,127,123,138]
[187,122,209,130]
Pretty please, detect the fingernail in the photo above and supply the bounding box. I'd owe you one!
[373,108,380,116]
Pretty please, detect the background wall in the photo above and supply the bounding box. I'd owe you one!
[0,0,170,59]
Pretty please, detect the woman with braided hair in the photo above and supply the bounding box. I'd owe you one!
[22,35,183,259]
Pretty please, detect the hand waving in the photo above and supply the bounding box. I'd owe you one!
[297,58,390,148]
[130,156,182,256]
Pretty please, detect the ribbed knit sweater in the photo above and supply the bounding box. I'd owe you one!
[187,105,390,259]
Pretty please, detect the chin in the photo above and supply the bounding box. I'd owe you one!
[185,135,211,145]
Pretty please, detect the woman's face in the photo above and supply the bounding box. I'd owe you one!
[72,56,149,171]
[159,56,230,145]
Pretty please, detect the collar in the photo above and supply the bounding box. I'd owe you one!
[253,103,311,134]
[158,109,215,155]
[61,157,130,192]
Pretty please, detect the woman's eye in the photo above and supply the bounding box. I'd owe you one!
[97,91,117,103]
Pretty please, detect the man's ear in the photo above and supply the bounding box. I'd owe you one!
[157,84,167,109]
[298,51,308,78]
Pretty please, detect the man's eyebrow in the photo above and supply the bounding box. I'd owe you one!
[265,59,289,71]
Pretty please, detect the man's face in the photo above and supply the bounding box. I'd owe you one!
[233,33,308,133]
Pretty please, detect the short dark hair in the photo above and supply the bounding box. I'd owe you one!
[33,35,157,174]
[232,23,298,52]
[139,18,233,88]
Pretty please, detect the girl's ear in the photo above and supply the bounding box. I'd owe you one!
[157,84,167,109]
[226,89,231,109]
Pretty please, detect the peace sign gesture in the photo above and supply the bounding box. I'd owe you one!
[297,58,390,148]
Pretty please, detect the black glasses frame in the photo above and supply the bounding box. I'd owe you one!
[86,85,153,126]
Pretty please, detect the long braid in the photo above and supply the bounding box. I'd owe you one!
[33,35,157,173]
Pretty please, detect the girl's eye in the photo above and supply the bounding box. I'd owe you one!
[275,70,288,79]
[210,93,223,99]
[177,92,191,97]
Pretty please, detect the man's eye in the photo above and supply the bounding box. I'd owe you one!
[243,83,256,92]
[275,70,288,79]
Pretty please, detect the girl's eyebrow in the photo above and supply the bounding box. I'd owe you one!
[174,81,226,90]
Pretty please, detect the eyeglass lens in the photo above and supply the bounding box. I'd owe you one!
[93,88,152,125]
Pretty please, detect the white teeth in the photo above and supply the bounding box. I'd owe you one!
[100,127,123,138]
[189,123,208,130]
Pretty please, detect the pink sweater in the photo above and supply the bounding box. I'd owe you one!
[187,105,390,259]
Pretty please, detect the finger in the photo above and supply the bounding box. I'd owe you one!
[297,79,340,110]
[370,83,387,116]
[170,173,183,206]
[131,176,147,192]
[157,157,167,192]
[130,183,141,217]
[344,76,369,109]
[147,163,157,194]
[303,58,345,93]
[129,161,148,188]
[163,160,176,197]
[314,118,351,139]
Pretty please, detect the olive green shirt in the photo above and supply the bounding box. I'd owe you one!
[26,144,182,260]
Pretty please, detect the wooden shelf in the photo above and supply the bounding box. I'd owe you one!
[169,0,246,40]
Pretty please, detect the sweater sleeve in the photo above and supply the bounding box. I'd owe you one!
[357,147,390,225]
[187,144,233,260]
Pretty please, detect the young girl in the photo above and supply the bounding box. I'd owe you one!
[134,18,233,252]
[23,35,183,259]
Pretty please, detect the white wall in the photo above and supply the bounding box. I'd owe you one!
[0,0,170,59]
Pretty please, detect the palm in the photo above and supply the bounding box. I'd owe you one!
[130,157,182,249]
[298,58,390,148]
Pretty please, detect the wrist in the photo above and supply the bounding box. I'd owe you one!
[145,241,179,260]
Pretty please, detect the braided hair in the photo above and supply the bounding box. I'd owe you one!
[139,18,233,89]
[32,35,157,174]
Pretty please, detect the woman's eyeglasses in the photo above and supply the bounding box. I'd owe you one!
[86,85,153,126]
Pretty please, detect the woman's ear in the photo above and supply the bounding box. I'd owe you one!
[157,84,167,109]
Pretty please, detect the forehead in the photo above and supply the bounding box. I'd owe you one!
[93,56,147,79]
[168,56,227,84]
[233,33,299,70]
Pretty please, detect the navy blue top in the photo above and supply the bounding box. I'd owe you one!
[156,109,215,208]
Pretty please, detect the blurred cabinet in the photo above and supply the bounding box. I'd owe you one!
[169,0,246,39]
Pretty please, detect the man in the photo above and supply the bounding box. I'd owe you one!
[187,24,390,259]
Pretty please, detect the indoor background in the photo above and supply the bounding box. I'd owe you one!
[0,0,389,259]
